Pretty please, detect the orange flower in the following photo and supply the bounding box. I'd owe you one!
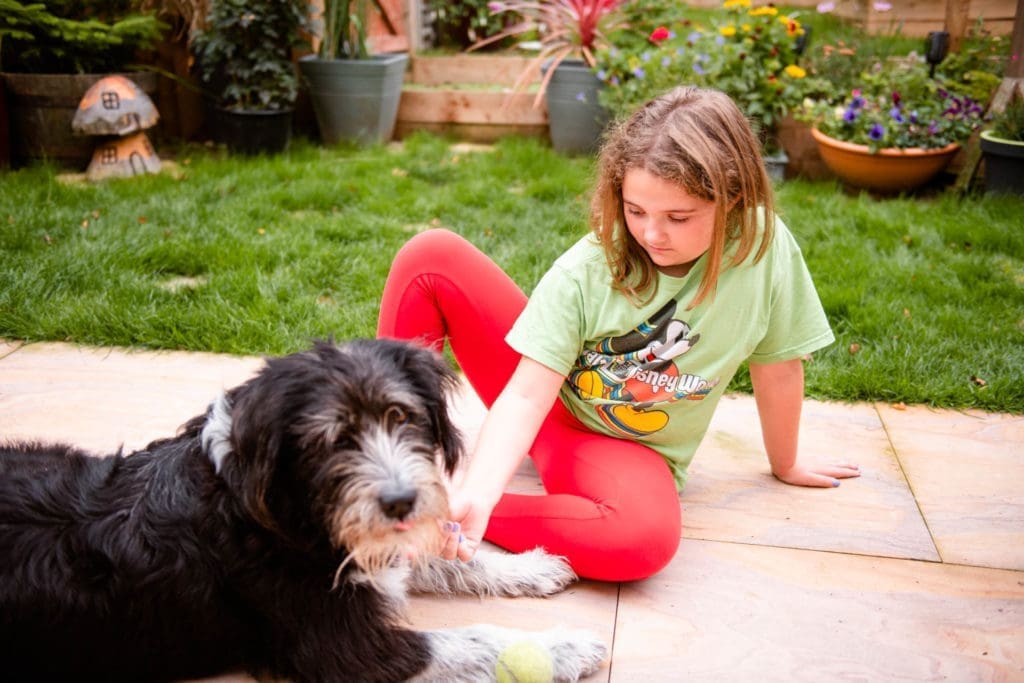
[781,16,802,36]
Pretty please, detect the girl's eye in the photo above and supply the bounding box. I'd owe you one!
[668,215,690,223]
[625,206,644,216]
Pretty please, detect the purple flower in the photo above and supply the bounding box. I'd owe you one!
[576,92,587,102]
[817,1,836,12]
[633,67,646,79]
[693,62,705,76]
[928,121,939,135]
[889,106,905,123]
[843,107,858,123]
[851,95,865,110]
[661,55,671,67]
[868,123,885,141]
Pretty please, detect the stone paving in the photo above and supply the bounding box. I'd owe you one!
[2,340,1021,681]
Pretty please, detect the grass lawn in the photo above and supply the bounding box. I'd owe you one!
[1,133,1021,413]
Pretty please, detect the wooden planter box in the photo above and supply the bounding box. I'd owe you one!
[778,115,832,181]
[395,54,548,143]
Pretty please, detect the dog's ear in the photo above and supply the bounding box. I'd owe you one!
[378,339,465,475]
[218,363,292,532]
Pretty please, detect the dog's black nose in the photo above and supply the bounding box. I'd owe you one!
[379,485,417,520]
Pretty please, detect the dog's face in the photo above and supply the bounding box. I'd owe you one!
[202,339,464,577]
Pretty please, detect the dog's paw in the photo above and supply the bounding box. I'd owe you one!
[539,628,609,682]
[417,624,606,683]
[473,547,577,597]
[408,548,576,598]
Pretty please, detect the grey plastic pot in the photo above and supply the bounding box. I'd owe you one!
[299,53,409,145]
[542,60,610,156]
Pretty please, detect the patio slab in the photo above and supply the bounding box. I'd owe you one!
[0,341,264,452]
[683,395,939,561]
[876,403,1024,571]
[612,538,1024,681]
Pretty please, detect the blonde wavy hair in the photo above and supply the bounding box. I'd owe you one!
[591,85,775,309]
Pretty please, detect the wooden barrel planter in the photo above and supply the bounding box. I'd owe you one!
[2,71,159,169]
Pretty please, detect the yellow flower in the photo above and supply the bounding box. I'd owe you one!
[749,6,778,16]
[723,0,751,8]
[741,23,751,32]
[784,64,807,78]
[719,25,737,37]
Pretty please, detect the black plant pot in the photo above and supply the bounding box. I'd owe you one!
[208,106,293,155]
[980,129,1024,196]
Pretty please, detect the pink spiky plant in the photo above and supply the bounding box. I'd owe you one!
[471,0,627,106]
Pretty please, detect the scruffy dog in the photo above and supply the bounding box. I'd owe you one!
[0,339,606,682]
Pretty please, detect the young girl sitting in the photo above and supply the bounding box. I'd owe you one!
[377,86,860,582]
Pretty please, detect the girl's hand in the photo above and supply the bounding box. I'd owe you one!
[437,356,564,562]
[772,461,861,488]
[439,490,493,562]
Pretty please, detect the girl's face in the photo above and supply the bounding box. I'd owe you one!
[622,167,717,278]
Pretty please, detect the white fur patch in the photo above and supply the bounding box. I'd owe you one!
[201,393,233,473]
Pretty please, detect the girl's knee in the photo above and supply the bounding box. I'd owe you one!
[573,501,681,582]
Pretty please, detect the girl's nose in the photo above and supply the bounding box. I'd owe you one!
[644,221,666,244]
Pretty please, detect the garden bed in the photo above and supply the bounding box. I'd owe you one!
[683,0,1017,37]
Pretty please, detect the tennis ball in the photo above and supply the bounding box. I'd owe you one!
[495,640,554,683]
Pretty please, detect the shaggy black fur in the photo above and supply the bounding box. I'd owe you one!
[0,339,464,682]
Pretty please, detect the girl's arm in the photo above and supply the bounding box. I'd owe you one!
[749,358,860,488]
[441,356,566,561]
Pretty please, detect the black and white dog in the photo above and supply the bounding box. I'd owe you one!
[0,339,606,682]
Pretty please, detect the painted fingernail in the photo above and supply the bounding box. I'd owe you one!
[458,534,465,544]
[832,479,841,487]
[452,522,460,532]
[444,521,456,532]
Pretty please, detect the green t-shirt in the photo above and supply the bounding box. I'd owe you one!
[505,216,834,489]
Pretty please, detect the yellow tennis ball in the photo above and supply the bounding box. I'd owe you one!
[495,640,554,683]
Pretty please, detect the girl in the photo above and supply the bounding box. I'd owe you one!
[377,86,860,582]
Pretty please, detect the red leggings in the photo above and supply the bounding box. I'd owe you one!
[377,229,681,581]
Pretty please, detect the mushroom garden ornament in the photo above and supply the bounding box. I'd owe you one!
[72,75,161,181]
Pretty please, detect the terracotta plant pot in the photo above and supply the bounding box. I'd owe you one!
[810,127,959,193]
